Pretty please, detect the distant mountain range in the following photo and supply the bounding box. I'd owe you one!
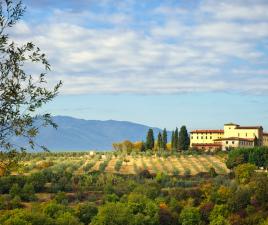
[28,116,169,151]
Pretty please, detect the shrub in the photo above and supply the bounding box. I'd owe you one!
[83,162,95,172]
[76,202,98,225]
[172,168,180,176]
[184,169,191,177]
[114,160,123,172]
[21,183,36,201]
[99,160,109,172]
[179,206,201,225]
[55,192,69,205]
[209,167,217,177]
[234,163,256,184]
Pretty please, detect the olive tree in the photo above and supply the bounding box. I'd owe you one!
[0,0,61,174]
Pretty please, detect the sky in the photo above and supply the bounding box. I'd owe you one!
[11,0,268,130]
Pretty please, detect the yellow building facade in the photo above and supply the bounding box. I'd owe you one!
[190,123,268,151]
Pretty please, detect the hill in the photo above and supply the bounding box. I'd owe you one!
[31,116,168,151]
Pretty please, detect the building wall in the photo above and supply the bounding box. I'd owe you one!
[221,139,240,151]
[219,139,254,151]
[224,125,263,145]
[190,123,267,150]
[224,124,238,138]
[190,132,224,147]
[224,125,260,139]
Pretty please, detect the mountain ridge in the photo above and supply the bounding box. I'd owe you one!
[31,116,169,151]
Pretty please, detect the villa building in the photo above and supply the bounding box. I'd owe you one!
[190,123,268,151]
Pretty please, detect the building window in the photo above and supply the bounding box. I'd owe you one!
[226,141,228,144]
[191,136,193,139]
[246,133,247,137]
[197,137,199,139]
[238,133,240,137]
[205,136,207,139]
[210,136,212,139]
[201,136,203,139]
[232,141,235,144]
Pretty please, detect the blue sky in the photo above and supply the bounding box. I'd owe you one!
[12,0,268,130]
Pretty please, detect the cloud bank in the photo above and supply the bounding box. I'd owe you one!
[12,0,268,95]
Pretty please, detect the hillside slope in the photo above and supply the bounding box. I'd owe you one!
[31,116,167,151]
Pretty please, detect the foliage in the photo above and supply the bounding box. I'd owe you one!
[76,202,98,224]
[0,0,61,174]
[179,207,201,225]
[91,202,132,225]
[178,126,190,151]
[146,129,155,150]
[226,147,268,169]
[234,163,256,184]
[114,160,123,172]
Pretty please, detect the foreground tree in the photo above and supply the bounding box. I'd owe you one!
[0,0,61,174]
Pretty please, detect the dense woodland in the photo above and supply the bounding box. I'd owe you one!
[0,147,268,225]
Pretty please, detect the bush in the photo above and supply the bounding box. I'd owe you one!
[55,192,69,205]
[76,202,98,224]
[114,160,123,172]
[179,206,201,225]
[184,169,191,177]
[209,167,217,177]
[234,163,256,184]
[99,160,109,172]
[83,162,95,172]
[172,168,180,176]
[21,183,36,201]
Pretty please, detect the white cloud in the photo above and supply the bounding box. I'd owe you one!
[10,0,268,95]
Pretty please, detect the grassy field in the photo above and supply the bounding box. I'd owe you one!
[20,153,229,176]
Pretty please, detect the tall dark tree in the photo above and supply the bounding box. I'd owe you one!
[145,128,154,150]
[174,127,179,151]
[178,126,190,151]
[157,132,163,150]
[140,141,146,152]
[162,128,167,150]
[171,131,175,151]
[0,0,61,174]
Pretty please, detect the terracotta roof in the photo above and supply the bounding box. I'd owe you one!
[192,143,222,147]
[235,126,262,129]
[263,133,268,136]
[214,137,254,142]
[190,129,224,134]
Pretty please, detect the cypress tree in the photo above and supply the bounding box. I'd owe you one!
[171,131,175,150]
[162,128,167,150]
[178,126,190,150]
[146,128,154,150]
[157,132,163,150]
[140,141,146,152]
[174,127,179,151]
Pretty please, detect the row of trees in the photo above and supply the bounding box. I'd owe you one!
[226,147,268,169]
[145,126,190,152]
